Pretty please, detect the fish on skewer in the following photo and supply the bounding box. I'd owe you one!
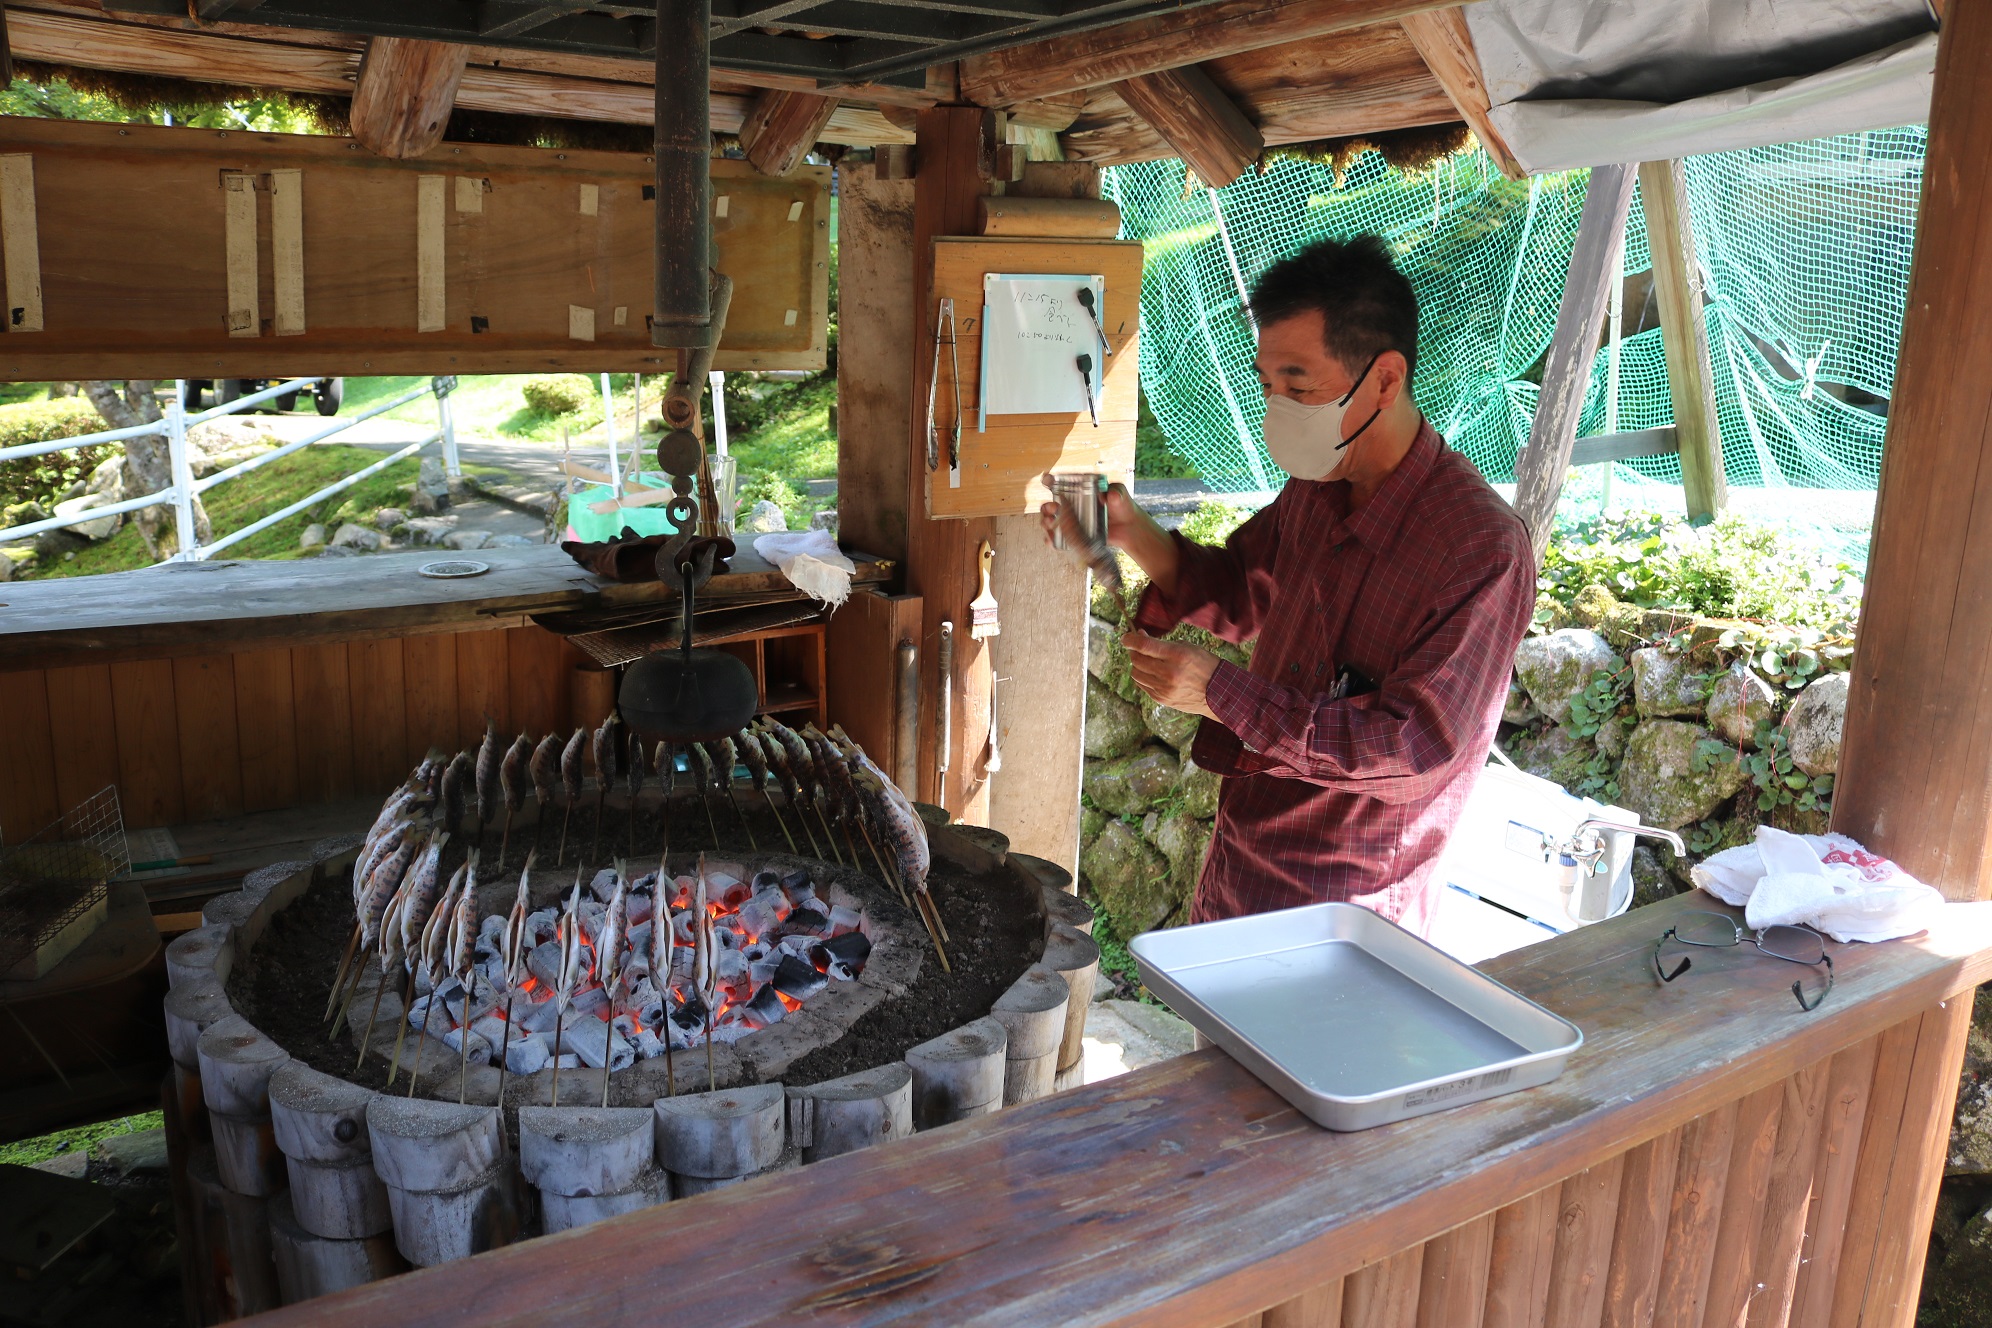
[625,738,647,857]
[449,855,483,1104]
[849,754,949,971]
[755,722,821,858]
[499,733,532,868]
[558,728,586,865]
[408,855,467,1096]
[591,715,619,860]
[333,812,419,1021]
[440,750,473,837]
[494,851,536,1104]
[599,861,630,1106]
[332,819,428,1034]
[693,856,716,1092]
[736,729,796,853]
[475,720,503,849]
[687,743,722,847]
[389,828,451,1085]
[829,728,905,901]
[803,724,862,866]
[551,872,587,1108]
[356,875,413,1071]
[767,718,842,865]
[529,734,561,856]
[648,864,676,1097]
[711,736,757,851]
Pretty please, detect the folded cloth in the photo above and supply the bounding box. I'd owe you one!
[754,530,856,607]
[1691,826,1944,943]
[560,529,735,583]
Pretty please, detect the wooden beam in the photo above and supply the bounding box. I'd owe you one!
[1112,64,1263,188]
[739,89,841,178]
[1,6,13,89]
[1059,25,1455,166]
[959,0,1456,106]
[1511,161,1638,562]
[653,0,712,350]
[1568,426,1679,468]
[347,37,469,160]
[1397,7,1522,179]
[1638,158,1728,523]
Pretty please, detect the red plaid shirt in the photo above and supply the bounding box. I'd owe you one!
[1134,421,1535,933]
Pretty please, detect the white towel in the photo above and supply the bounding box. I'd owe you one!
[1691,826,1944,943]
[753,530,856,607]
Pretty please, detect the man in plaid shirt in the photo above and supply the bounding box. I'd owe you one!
[1048,237,1535,934]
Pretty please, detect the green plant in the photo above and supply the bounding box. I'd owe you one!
[1714,623,1853,691]
[0,398,111,511]
[1684,818,1729,856]
[1134,389,1198,479]
[520,373,593,416]
[1177,498,1249,547]
[735,470,813,531]
[1574,746,1620,803]
[1695,720,1834,815]
[1565,667,1630,740]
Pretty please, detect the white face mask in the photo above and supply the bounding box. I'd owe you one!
[1260,354,1381,482]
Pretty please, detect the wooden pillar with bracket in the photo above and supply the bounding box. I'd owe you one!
[907,107,999,820]
[1638,158,1727,523]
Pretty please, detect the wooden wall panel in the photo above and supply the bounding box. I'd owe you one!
[233,648,298,814]
[172,654,243,822]
[1651,1102,1736,1328]
[1340,1247,1422,1328]
[506,626,567,741]
[1414,1214,1492,1328]
[456,629,510,754]
[347,640,408,793]
[290,642,354,803]
[1747,1064,1832,1327]
[1703,1081,1787,1326]
[1600,1128,1682,1328]
[1790,1036,1881,1325]
[0,669,59,841]
[41,663,119,827]
[400,632,459,768]
[1543,1155,1625,1328]
[1482,1187,1559,1328]
[108,659,183,829]
[1264,1284,1344,1328]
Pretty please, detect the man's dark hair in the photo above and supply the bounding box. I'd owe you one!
[1248,235,1419,383]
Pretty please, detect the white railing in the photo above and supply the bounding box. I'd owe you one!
[0,376,461,562]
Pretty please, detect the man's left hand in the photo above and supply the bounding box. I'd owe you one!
[1123,631,1221,720]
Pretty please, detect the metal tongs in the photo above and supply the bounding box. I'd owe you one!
[927,298,963,487]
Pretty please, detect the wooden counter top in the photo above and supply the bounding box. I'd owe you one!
[243,892,1992,1328]
[0,544,891,671]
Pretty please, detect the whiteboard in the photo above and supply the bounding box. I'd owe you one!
[978,273,1107,430]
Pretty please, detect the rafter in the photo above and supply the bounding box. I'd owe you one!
[1398,7,1521,179]
[739,88,841,176]
[477,2,598,40]
[348,36,470,158]
[1113,63,1262,186]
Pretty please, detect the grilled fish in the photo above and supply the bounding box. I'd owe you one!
[559,728,587,805]
[397,828,451,960]
[440,751,473,835]
[475,720,503,829]
[530,734,561,810]
[501,733,532,819]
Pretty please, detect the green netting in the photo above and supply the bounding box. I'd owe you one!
[1103,127,1924,534]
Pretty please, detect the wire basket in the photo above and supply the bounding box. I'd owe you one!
[0,787,128,979]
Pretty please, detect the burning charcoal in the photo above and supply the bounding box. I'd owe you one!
[742,942,770,963]
[572,985,611,1019]
[521,996,563,1035]
[559,1021,635,1072]
[827,905,863,936]
[505,1033,552,1076]
[749,958,781,987]
[587,867,620,902]
[717,950,749,986]
[780,869,812,897]
[669,875,695,908]
[808,943,833,974]
[709,1023,752,1046]
[737,889,788,939]
[625,890,654,928]
[825,931,872,967]
[552,1053,581,1070]
[671,910,696,945]
[633,1024,665,1059]
[773,954,829,1003]
[578,900,608,943]
[751,869,784,892]
[627,920,653,963]
[743,984,787,1029]
[527,909,561,947]
[719,879,752,910]
[785,907,829,936]
[829,960,856,983]
[471,1014,509,1047]
[528,939,565,988]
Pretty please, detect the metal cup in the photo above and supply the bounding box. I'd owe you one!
[1050,471,1120,592]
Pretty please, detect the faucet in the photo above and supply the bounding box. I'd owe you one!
[1548,819,1686,879]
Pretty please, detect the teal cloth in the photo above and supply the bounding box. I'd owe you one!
[565,473,683,544]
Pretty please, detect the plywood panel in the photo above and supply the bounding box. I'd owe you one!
[347,639,407,795]
[108,658,183,828]
[926,236,1143,519]
[505,625,566,742]
[39,662,119,825]
[232,647,298,814]
[0,119,830,379]
[455,628,511,753]
[171,653,243,822]
[400,631,459,768]
[1416,1214,1492,1328]
[1341,1247,1422,1328]
[0,669,59,841]
[290,642,354,802]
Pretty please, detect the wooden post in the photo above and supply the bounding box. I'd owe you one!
[652,1082,786,1190]
[653,0,713,351]
[1638,158,1728,523]
[907,107,1000,817]
[1399,7,1523,180]
[990,964,1070,1106]
[1112,65,1264,188]
[786,1062,914,1162]
[740,90,841,179]
[365,1097,517,1268]
[1043,922,1101,1077]
[347,38,467,161]
[1511,162,1638,562]
[904,1017,1008,1128]
[1829,2,1992,1316]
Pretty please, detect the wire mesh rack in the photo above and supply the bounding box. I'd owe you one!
[0,787,128,979]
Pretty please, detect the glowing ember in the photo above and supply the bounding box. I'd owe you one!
[409,863,869,1074]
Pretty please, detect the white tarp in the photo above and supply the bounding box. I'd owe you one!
[1465,0,1938,173]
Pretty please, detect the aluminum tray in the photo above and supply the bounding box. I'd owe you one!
[1129,901,1582,1130]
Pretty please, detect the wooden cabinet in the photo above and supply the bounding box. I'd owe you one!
[709,621,828,730]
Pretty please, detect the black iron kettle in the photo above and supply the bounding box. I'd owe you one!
[617,536,759,742]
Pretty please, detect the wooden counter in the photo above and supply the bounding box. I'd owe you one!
[0,544,891,671]
[244,891,1992,1328]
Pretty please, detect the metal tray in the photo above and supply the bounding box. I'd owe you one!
[1129,901,1583,1130]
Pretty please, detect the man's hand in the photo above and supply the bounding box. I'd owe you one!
[1039,476,1181,598]
[1123,631,1221,719]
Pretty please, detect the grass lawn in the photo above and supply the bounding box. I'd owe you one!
[343,373,654,445]
[22,444,502,579]
[0,1110,162,1168]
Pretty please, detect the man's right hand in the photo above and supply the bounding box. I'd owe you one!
[1038,475,1180,599]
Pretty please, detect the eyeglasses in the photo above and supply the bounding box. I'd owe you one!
[1652,910,1835,1012]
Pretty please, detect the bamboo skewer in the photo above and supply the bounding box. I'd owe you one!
[458,970,478,1105]
[494,994,516,1105]
[385,970,416,1086]
[814,798,844,865]
[407,982,435,1097]
[558,802,574,867]
[551,1007,566,1108]
[792,793,823,858]
[726,784,759,851]
[354,970,389,1071]
[328,951,367,1040]
[324,924,362,1022]
[858,821,908,907]
[766,792,798,853]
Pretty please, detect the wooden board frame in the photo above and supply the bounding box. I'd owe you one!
[0,117,830,379]
[925,235,1142,520]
